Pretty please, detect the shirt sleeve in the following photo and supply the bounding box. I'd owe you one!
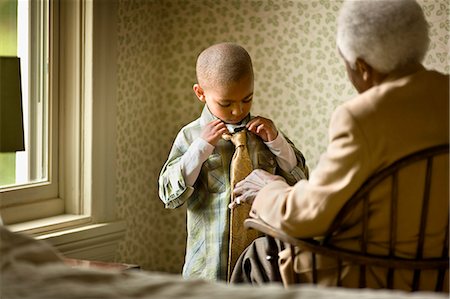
[264,133,297,172]
[181,138,215,187]
[251,106,372,238]
[270,132,309,185]
[158,133,213,209]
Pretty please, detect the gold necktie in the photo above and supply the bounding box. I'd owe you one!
[223,130,260,281]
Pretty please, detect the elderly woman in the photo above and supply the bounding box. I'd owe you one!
[230,0,449,290]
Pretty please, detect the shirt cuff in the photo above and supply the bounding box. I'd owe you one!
[197,137,215,155]
[264,133,297,172]
[264,132,284,148]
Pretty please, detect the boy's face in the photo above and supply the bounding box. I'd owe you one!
[194,74,254,124]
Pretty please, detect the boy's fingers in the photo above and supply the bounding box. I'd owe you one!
[256,124,266,134]
[248,121,262,131]
[246,117,261,130]
[214,120,226,128]
[218,127,229,133]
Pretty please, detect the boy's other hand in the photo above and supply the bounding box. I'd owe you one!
[246,116,278,142]
[201,119,229,146]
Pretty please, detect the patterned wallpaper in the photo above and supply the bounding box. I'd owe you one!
[115,0,449,273]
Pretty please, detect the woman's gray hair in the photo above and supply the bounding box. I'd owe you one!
[336,0,430,73]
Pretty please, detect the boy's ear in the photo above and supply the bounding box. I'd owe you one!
[193,84,206,103]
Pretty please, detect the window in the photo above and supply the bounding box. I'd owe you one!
[1,0,121,237]
[0,0,50,189]
[1,0,60,225]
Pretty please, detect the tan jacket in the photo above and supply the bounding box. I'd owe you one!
[251,66,449,290]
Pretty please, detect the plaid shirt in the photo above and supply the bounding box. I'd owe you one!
[158,106,308,281]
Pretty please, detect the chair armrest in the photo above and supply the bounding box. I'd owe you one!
[244,217,448,270]
[244,217,320,248]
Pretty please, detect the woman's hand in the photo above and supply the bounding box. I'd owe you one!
[246,116,278,142]
[201,119,229,146]
[230,169,286,208]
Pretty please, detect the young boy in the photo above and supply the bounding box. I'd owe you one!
[158,43,308,281]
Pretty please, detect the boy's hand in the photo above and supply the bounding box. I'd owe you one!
[201,119,229,146]
[246,116,278,142]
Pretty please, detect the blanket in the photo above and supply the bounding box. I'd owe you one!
[0,226,446,299]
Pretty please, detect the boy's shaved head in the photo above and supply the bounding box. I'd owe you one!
[196,43,254,90]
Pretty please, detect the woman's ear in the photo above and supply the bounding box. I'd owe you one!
[355,58,388,88]
[355,58,372,82]
[193,84,206,103]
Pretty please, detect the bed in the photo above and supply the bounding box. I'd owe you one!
[1,225,446,299]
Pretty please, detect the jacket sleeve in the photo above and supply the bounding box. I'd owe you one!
[252,106,372,238]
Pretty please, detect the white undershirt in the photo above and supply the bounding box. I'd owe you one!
[180,128,297,187]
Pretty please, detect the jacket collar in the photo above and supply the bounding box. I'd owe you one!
[381,63,426,85]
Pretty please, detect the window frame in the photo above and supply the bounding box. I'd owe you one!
[0,0,62,224]
[1,0,120,238]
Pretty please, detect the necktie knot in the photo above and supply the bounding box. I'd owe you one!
[222,130,247,148]
[231,130,247,147]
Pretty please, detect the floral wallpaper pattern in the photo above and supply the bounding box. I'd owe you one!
[115,0,449,273]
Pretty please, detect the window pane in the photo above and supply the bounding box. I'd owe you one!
[0,0,49,189]
[0,0,18,186]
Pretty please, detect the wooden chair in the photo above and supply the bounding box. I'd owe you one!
[245,144,449,292]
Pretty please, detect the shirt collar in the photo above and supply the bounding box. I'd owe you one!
[199,105,251,132]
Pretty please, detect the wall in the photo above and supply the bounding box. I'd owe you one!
[115,0,449,273]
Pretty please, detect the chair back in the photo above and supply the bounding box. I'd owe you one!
[245,144,449,292]
[322,144,449,291]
